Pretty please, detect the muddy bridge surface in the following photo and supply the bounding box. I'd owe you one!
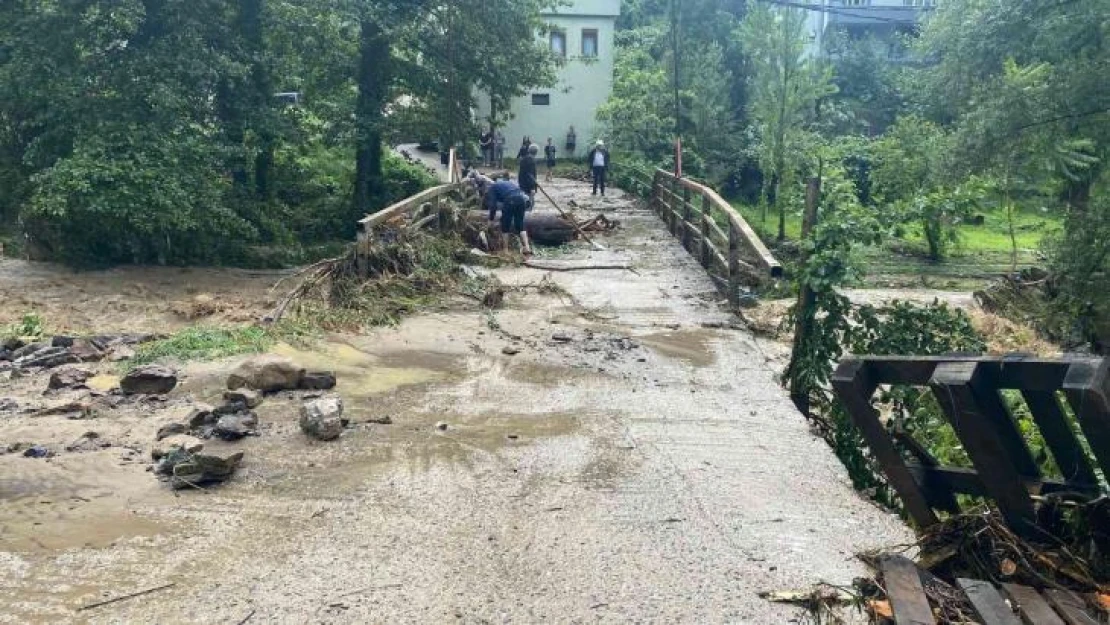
[0,179,911,623]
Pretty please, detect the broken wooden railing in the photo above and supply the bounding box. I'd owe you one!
[832,354,1109,535]
[354,150,475,276]
[647,169,782,307]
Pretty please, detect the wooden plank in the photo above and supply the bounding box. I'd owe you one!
[681,186,693,250]
[906,464,1101,499]
[832,360,939,528]
[930,361,1037,533]
[357,183,462,230]
[861,355,1082,390]
[1062,359,1110,483]
[706,216,729,250]
[880,555,936,625]
[1043,589,1100,625]
[958,578,1022,625]
[1021,390,1099,486]
[1001,584,1067,625]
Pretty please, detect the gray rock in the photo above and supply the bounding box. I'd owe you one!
[300,371,337,390]
[737,294,759,309]
[11,341,48,360]
[214,412,258,440]
[155,422,187,441]
[227,354,305,392]
[300,395,345,441]
[68,339,105,362]
[65,431,110,453]
[120,364,178,395]
[15,346,78,369]
[51,335,75,348]
[435,421,449,431]
[1,337,25,351]
[223,388,263,408]
[0,397,18,413]
[186,403,216,428]
[214,400,248,416]
[551,333,573,343]
[106,345,136,362]
[0,349,12,362]
[151,435,204,461]
[48,365,94,390]
[170,450,244,489]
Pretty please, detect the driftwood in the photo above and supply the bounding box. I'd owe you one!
[78,583,175,611]
[523,261,632,272]
[464,211,576,245]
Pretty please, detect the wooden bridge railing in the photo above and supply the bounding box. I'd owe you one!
[646,169,782,307]
[354,149,474,276]
[832,354,1109,535]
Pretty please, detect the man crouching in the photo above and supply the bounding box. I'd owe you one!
[480,177,534,256]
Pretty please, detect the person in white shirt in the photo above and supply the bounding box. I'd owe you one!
[586,140,610,196]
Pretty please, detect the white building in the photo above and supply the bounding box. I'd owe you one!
[803,0,937,58]
[475,0,621,159]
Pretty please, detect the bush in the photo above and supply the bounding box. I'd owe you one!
[23,127,253,266]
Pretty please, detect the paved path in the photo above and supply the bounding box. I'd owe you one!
[0,179,911,624]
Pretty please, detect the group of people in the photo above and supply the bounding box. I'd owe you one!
[467,128,612,257]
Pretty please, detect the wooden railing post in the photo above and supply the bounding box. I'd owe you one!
[681,185,693,251]
[700,194,712,269]
[670,177,680,236]
[727,221,740,308]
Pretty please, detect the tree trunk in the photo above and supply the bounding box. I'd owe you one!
[353,17,390,215]
[787,175,821,415]
[241,0,274,200]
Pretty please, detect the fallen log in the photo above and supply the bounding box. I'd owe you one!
[464,211,576,246]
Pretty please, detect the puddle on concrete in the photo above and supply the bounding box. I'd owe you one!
[638,329,718,367]
[270,341,454,397]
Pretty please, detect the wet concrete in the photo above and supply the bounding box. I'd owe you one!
[0,179,911,623]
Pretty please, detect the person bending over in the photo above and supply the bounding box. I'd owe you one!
[485,179,534,256]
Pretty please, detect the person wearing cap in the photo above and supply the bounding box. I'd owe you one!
[587,140,610,196]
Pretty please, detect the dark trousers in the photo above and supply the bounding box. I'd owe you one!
[592,166,607,195]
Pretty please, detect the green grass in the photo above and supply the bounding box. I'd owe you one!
[130,325,277,367]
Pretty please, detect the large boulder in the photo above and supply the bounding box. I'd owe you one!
[121,364,178,395]
[227,355,304,392]
[170,450,244,489]
[48,365,94,391]
[300,395,345,441]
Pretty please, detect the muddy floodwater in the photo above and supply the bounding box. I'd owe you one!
[0,180,911,623]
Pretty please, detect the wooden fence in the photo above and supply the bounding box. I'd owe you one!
[832,354,1109,535]
[642,168,782,307]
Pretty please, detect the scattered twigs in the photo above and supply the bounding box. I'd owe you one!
[77,583,176,611]
[236,609,256,625]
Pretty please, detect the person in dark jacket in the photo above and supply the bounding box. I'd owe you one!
[544,138,557,182]
[518,144,539,205]
[485,179,533,255]
[587,140,610,196]
[479,128,494,166]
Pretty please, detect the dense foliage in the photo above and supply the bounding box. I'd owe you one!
[0,0,557,266]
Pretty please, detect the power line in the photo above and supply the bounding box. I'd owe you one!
[751,0,936,26]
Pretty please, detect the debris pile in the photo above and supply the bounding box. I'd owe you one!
[0,333,155,373]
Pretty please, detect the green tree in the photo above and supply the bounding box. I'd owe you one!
[737,4,836,240]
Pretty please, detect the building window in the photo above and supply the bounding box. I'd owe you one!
[581,29,599,58]
[531,93,550,106]
[844,0,869,5]
[550,31,566,58]
[903,0,935,5]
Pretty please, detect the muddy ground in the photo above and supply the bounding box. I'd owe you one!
[0,180,923,623]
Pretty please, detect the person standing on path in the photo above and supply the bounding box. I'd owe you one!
[479,128,494,167]
[565,125,577,156]
[517,136,532,160]
[544,138,557,182]
[518,144,539,207]
[494,131,505,168]
[587,140,610,196]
